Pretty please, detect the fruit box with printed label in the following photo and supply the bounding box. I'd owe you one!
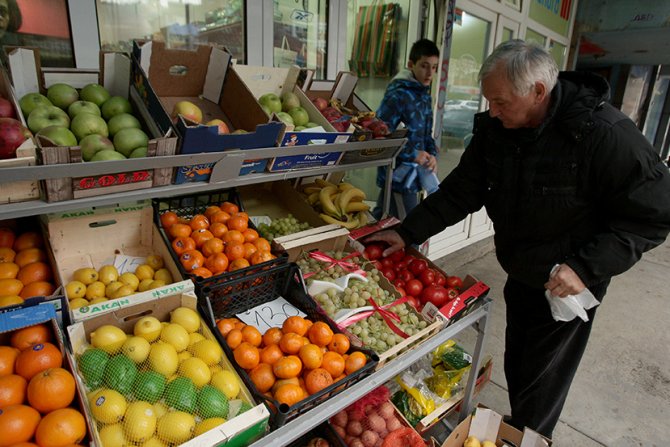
[0,65,40,204]
[132,40,285,182]
[67,290,270,447]
[440,407,551,447]
[7,47,178,203]
[233,64,351,171]
[40,200,184,322]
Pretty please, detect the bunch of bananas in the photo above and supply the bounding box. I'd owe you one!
[300,179,370,229]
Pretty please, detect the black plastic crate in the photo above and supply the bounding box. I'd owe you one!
[200,262,379,428]
[285,421,347,447]
[152,189,288,291]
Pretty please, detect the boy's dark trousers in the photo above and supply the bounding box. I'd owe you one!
[503,277,609,438]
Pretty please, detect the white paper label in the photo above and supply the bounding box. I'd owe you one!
[236,297,307,334]
[113,255,147,274]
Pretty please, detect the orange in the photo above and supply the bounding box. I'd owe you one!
[250,250,274,266]
[304,368,333,395]
[227,215,248,233]
[205,253,229,274]
[11,324,52,351]
[0,247,16,263]
[328,333,351,355]
[278,333,305,355]
[321,351,345,378]
[210,211,231,225]
[259,344,283,365]
[282,316,310,336]
[171,236,196,256]
[13,232,43,252]
[272,355,302,379]
[242,229,259,243]
[228,259,250,271]
[216,318,238,337]
[234,211,249,221]
[0,295,23,307]
[0,262,19,279]
[0,404,41,446]
[273,383,304,407]
[307,322,334,347]
[34,408,86,447]
[0,279,24,297]
[201,238,224,257]
[27,368,76,413]
[253,238,272,253]
[233,342,259,370]
[204,206,222,219]
[298,344,323,370]
[19,281,55,300]
[0,228,15,248]
[262,327,283,347]
[0,346,20,376]
[189,214,210,231]
[248,363,275,393]
[180,250,205,271]
[0,374,27,407]
[242,242,257,259]
[226,329,243,349]
[14,342,62,381]
[209,222,228,239]
[14,248,47,268]
[160,211,179,229]
[17,262,53,286]
[168,223,191,240]
[191,267,213,279]
[241,325,262,347]
[344,351,367,375]
[225,242,245,261]
[222,230,244,246]
[220,201,239,215]
[191,229,214,248]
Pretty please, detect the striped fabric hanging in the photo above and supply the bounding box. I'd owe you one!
[349,2,400,78]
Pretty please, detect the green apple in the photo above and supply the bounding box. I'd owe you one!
[80,83,111,107]
[80,134,115,161]
[37,125,77,147]
[27,105,70,133]
[47,83,79,110]
[294,126,306,131]
[281,91,301,112]
[68,100,101,119]
[19,93,52,117]
[259,93,281,114]
[107,113,141,136]
[114,127,149,157]
[276,112,294,126]
[91,150,126,161]
[171,100,202,124]
[288,106,309,127]
[305,122,319,128]
[129,146,148,158]
[260,104,271,115]
[70,113,109,141]
[101,96,132,120]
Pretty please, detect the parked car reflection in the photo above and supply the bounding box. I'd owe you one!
[442,101,478,146]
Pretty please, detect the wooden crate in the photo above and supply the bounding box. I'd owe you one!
[0,143,40,203]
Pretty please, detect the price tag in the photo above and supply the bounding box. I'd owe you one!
[114,255,147,274]
[236,297,307,334]
[250,215,272,227]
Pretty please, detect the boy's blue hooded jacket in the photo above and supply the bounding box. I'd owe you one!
[376,68,437,193]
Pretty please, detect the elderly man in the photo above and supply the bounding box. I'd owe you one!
[368,39,670,437]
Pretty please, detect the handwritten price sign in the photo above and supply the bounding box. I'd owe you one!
[236,297,307,334]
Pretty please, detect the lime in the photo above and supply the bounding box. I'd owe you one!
[178,357,211,388]
[194,417,226,437]
[164,376,196,413]
[98,423,127,447]
[170,306,201,333]
[124,401,157,443]
[239,400,252,414]
[156,411,195,444]
[89,388,127,424]
[122,336,151,363]
[190,339,222,365]
[132,371,166,403]
[196,385,229,419]
[210,370,240,399]
[90,324,128,354]
[227,399,252,419]
[149,342,179,377]
[160,323,190,352]
[78,348,109,389]
[104,354,138,395]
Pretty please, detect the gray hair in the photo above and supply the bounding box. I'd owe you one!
[478,39,559,96]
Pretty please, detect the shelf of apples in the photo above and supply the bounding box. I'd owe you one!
[256,214,312,242]
[76,306,254,446]
[310,96,391,138]
[0,94,32,161]
[18,82,152,161]
[258,91,320,130]
[63,255,173,310]
[296,251,429,356]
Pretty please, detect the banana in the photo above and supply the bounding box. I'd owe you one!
[319,185,340,218]
[303,186,323,195]
[357,211,368,226]
[338,182,355,191]
[315,178,337,188]
[336,187,366,215]
[320,213,360,229]
[307,192,320,205]
[346,202,370,213]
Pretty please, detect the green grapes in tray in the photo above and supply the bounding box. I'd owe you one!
[256,214,311,241]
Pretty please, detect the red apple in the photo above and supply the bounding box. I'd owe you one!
[0,117,29,159]
[206,119,230,134]
[312,97,328,111]
[0,97,16,118]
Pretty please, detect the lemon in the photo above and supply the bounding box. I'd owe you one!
[152,401,168,419]
[156,411,195,444]
[170,306,201,333]
[119,272,140,291]
[194,417,227,437]
[178,357,211,388]
[134,316,162,342]
[124,401,157,443]
[138,437,167,447]
[65,280,86,299]
[134,264,155,281]
[209,364,223,375]
[90,324,127,354]
[106,280,124,297]
[138,278,154,292]
[146,254,164,270]
[149,279,167,290]
[69,298,90,309]
[73,267,99,285]
[149,342,178,377]
[188,332,206,348]
[111,285,135,299]
[89,388,127,423]
[99,264,120,285]
[160,323,189,352]
[210,370,240,399]
[86,281,106,299]
[153,268,173,283]
[122,336,151,363]
[98,423,129,447]
[191,339,223,366]
[89,297,109,305]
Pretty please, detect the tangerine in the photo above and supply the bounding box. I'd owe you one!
[226,329,243,349]
[190,267,213,279]
[0,247,16,263]
[321,351,345,378]
[180,250,205,271]
[242,229,259,243]
[0,295,23,307]
[241,325,262,347]
[250,250,274,266]
[279,333,305,355]
[222,230,244,246]
[0,404,41,446]
[14,249,47,268]
[0,228,15,248]
[191,229,214,248]
[298,344,323,370]
[242,242,257,259]
[282,316,310,336]
[11,324,52,351]
[210,211,231,225]
[344,351,367,375]
[34,407,86,447]
[0,346,20,376]
[272,355,302,379]
[228,259,250,271]
[0,374,27,407]
[227,215,248,233]
[19,281,55,299]
[0,262,19,279]
[209,222,228,239]
[216,318,238,337]
[171,236,196,255]
[304,368,333,395]
[27,367,76,413]
[160,211,179,229]
[220,201,239,215]
[205,253,229,274]
[168,223,191,240]
[16,262,53,286]
[189,214,210,231]
[201,238,224,257]
[307,322,334,347]
[248,363,275,393]
[259,344,283,365]
[273,383,304,407]
[262,327,283,347]
[14,342,62,381]
[13,232,43,252]
[0,278,23,296]
[253,238,272,253]
[233,342,260,370]
[204,206,222,219]
[225,242,245,261]
[327,333,351,355]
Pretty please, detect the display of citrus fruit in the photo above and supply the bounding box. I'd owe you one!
[103,354,138,395]
[89,388,127,424]
[77,348,109,389]
[164,376,197,413]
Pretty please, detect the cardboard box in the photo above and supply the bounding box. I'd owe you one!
[67,290,270,447]
[0,65,40,204]
[7,48,178,202]
[132,40,284,182]
[41,200,183,321]
[441,407,551,447]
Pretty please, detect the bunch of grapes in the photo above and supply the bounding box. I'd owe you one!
[257,214,311,241]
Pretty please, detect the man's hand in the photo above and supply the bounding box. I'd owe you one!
[544,264,586,298]
[364,230,406,257]
[415,150,437,172]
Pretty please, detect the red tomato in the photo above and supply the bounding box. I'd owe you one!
[421,285,450,307]
[419,269,436,287]
[389,248,405,262]
[435,271,447,286]
[380,257,395,270]
[405,295,420,310]
[405,279,424,297]
[392,279,406,290]
[364,243,386,260]
[446,275,464,290]
[402,254,416,265]
[397,270,414,283]
[381,267,396,281]
[408,259,428,276]
[395,286,406,296]
[394,260,409,272]
[446,286,460,299]
[372,260,383,270]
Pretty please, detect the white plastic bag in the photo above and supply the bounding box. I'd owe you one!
[545,264,600,322]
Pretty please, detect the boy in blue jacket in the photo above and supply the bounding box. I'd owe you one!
[373,39,440,220]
